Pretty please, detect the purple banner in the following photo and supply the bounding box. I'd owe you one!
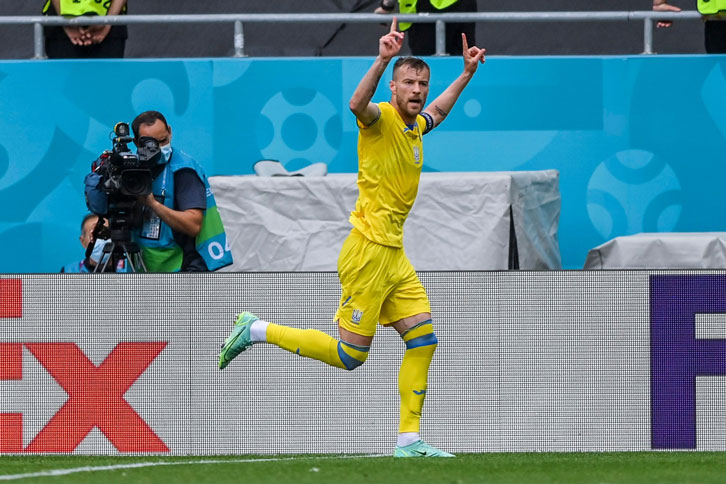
[650,274,726,449]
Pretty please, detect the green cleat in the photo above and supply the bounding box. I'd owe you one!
[218,312,259,370]
[393,440,455,458]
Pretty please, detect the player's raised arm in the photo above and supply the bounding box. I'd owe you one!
[423,34,486,130]
[349,18,404,126]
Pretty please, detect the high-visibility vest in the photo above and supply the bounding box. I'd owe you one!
[398,0,461,30]
[698,0,726,15]
[43,0,117,17]
[133,149,233,272]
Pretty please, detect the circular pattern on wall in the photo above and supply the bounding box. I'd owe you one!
[257,88,340,170]
[587,149,682,240]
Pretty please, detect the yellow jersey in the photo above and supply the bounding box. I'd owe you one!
[349,102,427,248]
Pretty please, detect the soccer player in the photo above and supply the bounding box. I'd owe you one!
[219,17,486,458]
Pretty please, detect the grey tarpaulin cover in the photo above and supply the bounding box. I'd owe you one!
[584,232,726,269]
[210,171,561,271]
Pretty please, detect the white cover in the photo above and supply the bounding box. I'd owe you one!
[584,232,726,269]
[210,170,561,271]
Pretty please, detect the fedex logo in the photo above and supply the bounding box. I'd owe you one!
[0,279,21,318]
[651,275,726,449]
[0,280,168,453]
[0,342,169,453]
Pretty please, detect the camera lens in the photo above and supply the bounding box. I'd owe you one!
[119,170,153,197]
[114,122,130,137]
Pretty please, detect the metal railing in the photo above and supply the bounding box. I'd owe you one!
[0,10,704,59]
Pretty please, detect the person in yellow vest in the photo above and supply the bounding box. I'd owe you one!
[42,0,127,58]
[220,17,486,458]
[653,0,726,53]
[376,0,477,55]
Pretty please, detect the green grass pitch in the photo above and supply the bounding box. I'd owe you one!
[1,452,726,483]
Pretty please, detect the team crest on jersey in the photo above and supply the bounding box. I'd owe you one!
[352,309,363,324]
[413,146,420,164]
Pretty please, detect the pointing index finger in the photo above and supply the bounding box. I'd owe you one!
[462,33,469,54]
[391,17,398,33]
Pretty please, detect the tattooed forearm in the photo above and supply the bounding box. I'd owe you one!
[350,58,388,114]
[366,76,382,99]
[371,69,386,94]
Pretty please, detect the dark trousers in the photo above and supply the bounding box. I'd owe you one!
[44,36,126,59]
[705,20,726,54]
[406,0,477,56]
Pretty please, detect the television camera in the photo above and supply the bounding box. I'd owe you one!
[84,122,162,272]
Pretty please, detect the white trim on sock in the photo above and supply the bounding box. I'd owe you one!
[397,432,419,447]
[250,320,269,343]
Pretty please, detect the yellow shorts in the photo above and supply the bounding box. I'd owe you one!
[334,228,431,337]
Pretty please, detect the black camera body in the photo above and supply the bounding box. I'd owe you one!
[93,122,161,209]
[83,122,162,272]
[86,122,162,241]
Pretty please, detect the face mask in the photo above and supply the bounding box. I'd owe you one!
[90,238,111,265]
[160,143,173,163]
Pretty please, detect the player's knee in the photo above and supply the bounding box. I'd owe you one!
[343,354,367,371]
[337,341,370,371]
[402,319,438,350]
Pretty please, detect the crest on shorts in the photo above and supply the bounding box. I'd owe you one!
[352,309,363,324]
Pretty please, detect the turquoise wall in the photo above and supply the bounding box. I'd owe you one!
[1,55,724,272]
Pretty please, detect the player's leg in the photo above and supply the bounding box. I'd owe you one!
[219,229,382,370]
[218,311,370,371]
[381,255,454,457]
[390,314,453,457]
[393,314,436,435]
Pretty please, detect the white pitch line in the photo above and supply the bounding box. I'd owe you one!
[0,454,386,481]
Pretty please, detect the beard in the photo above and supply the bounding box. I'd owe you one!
[394,92,425,119]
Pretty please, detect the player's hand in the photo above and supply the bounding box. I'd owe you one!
[653,1,681,28]
[462,34,486,75]
[379,17,404,61]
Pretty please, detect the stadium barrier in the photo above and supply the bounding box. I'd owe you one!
[1,270,725,454]
[0,10,703,59]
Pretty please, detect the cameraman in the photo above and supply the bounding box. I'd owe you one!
[130,110,233,272]
[60,213,127,272]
